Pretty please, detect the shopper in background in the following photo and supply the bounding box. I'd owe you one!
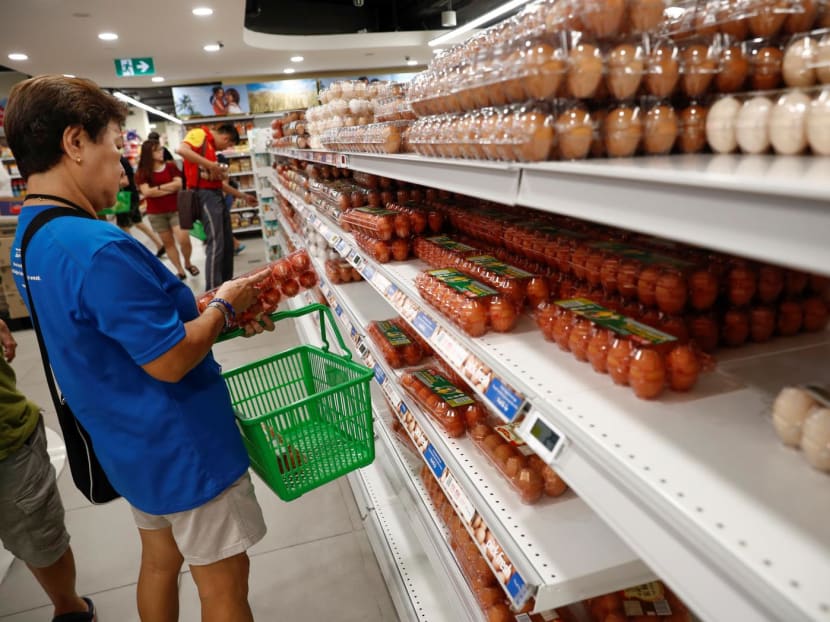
[177,123,257,290]
[147,131,175,162]
[117,155,166,258]
[136,139,200,280]
[0,318,95,622]
[6,74,274,622]
[216,153,246,256]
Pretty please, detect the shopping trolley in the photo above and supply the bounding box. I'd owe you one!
[219,303,375,501]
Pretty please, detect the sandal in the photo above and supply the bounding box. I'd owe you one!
[156,247,166,258]
[177,273,187,280]
[52,596,95,622]
[186,265,200,276]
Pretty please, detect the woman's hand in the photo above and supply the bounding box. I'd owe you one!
[0,319,17,362]
[214,269,271,316]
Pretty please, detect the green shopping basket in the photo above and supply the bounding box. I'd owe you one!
[219,304,375,501]
[97,190,132,216]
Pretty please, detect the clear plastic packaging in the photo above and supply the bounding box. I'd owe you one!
[341,207,411,241]
[469,421,568,504]
[324,258,363,284]
[415,269,518,336]
[367,319,426,368]
[400,367,487,437]
[352,230,410,263]
[196,250,316,328]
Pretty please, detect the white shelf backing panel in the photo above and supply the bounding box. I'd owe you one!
[314,265,653,613]
[289,292,471,622]
[519,157,830,277]
[270,149,522,206]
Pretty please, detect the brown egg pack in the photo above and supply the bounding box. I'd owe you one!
[400,367,487,437]
[367,319,427,369]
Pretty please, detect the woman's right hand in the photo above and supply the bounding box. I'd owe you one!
[214,269,271,315]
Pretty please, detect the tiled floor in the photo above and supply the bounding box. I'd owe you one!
[0,232,397,621]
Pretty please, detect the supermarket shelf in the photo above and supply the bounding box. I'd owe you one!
[238,187,257,192]
[230,207,258,214]
[520,157,830,277]
[228,171,253,177]
[289,295,476,622]
[221,151,252,159]
[270,148,830,277]
[231,225,261,234]
[276,179,830,622]
[183,113,253,125]
[313,259,652,612]
[270,149,522,206]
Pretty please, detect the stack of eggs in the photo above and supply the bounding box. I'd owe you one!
[772,387,830,472]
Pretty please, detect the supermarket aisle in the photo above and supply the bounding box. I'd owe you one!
[0,235,397,622]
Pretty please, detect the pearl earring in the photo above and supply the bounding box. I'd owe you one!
[75,157,82,164]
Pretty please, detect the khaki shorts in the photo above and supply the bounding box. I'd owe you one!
[148,211,180,233]
[130,472,266,566]
[0,417,70,568]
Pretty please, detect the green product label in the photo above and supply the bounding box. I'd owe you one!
[468,255,532,278]
[413,370,475,408]
[588,241,693,269]
[555,298,677,345]
[427,269,498,298]
[354,207,397,216]
[425,236,477,253]
[377,320,412,347]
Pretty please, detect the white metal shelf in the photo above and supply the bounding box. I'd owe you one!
[271,148,830,277]
[289,294,478,622]
[228,171,253,177]
[312,255,651,612]
[270,148,521,206]
[221,151,252,159]
[230,206,258,214]
[231,225,261,234]
[274,178,830,622]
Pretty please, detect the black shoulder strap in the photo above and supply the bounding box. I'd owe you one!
[20,207,92,413]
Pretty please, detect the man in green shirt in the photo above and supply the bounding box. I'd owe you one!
[0,319,95,621]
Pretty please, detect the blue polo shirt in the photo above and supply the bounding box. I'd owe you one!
[11,205,249,514]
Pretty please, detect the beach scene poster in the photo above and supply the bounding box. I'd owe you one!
[173,83,250,119]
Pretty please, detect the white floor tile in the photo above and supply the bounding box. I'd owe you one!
[0,583,141,622]
[0,500,140,617]
[246,475,356,559]
[178,531,397,622]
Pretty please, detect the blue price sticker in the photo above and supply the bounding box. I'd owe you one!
[423,444,446,478]
[399,402,408,415]
[335,304,343,317]
[362,265,375,281]
[413,312,437,339]
[506,572,527,600]
[485,378,525,422]
[374,364,386,385]
[386,284,398,297]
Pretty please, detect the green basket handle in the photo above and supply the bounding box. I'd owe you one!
[215,303,353,361]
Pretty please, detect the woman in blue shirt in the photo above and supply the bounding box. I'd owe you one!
[5,74,273,622]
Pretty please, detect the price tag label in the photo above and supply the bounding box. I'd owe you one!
[485,377,526,422]
[518,409,567,465]
[423,444,446,478]
[362,264,375,281]
[334,304,343,317]
[413,312,437,339]
[372,273,391,293]
[373,364,386,386]
[432,328,467,367]
[443,473,475,523]
[506,572,530,603]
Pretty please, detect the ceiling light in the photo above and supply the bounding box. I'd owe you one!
[113,91,183,125]
[192,7,213,16]
[98,32,119,41]
[203,43,221,52]
[429,0,533,46]
[151,76,165,83]
[63,74,76,78]
[8,53,28,61]
[290,55,304,63]
[284,68,296,74]
[406,58,418,66]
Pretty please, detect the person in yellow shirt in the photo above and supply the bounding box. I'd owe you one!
[0,319,94,621]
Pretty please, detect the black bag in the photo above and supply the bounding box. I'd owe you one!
[177,138,209,230]
[21,207,120,504]
[177,189,201,230]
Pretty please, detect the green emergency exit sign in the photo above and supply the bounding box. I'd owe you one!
[114,57,155,77]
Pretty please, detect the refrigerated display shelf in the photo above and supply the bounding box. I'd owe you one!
[286,292,479,622]
[272,177,830,622]
[312,256,652,613]
[270,149,830,278]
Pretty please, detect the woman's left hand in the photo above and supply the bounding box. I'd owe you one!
[241,315,275,337]
[0,319,17,362]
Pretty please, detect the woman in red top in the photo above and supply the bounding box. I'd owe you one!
[136,140,199,280]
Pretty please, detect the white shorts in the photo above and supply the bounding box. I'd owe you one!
[130,472,266,566]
